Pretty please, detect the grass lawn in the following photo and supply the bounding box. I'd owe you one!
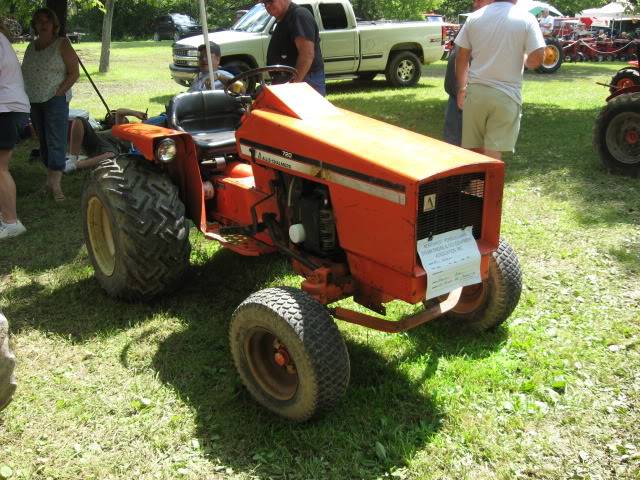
[0,41,639,479]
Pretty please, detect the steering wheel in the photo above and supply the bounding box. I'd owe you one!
[224,65,298,97]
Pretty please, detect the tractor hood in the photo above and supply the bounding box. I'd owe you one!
[238,83,501,188]
[236,83,505,298]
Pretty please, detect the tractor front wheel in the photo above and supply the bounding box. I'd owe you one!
[609,68,640,94]
[444,239,522,331]
[0,313,16,412]
[385,51,421,87]
[81,155,191,301]
[536,38,564,74]
[594,91,640,176]
[230,287,350,422]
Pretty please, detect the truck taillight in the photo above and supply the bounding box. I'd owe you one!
[441,25,446,45]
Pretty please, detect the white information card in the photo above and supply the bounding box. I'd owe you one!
[417,226,481,300]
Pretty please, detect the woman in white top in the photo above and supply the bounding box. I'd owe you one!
[0,22,30,240]
[21,7,79,202]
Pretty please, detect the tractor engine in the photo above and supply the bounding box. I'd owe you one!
[288,182,339,259]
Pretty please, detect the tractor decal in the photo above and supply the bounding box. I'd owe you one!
[240,140,407,205]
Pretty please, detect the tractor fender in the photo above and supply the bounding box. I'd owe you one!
[112,123,207,231]
[606,85,640,102]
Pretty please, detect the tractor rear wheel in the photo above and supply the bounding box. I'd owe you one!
[385,51,421,87]
[230,287,350,422]
[0,313,16,412]
[444,239,522,331]
[593,91,640,177]
[609,68,640,94]
[81,155,191,301]
[536,38,564,74]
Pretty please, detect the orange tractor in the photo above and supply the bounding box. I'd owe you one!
[594,61,640,177]
[81,66,522,421]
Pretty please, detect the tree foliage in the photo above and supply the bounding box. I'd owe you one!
[352,0,443,19]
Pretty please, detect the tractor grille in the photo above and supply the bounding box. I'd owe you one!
[416,173,485,242]
[174,59,190,66]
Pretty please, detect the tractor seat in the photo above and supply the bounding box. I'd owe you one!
[167,90,244,152]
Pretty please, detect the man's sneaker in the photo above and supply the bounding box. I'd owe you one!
[0,221,26,240]
[64,158,77,173]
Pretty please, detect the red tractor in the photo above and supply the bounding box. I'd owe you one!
[594,61,640,177]
[81,66,522,421]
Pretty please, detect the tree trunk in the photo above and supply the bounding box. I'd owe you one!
[98,0,115,73]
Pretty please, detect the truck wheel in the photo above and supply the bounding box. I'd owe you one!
[173,31,181,42]
[444,239,522,331]
[609,69,640,94]
[230,287,350,422]
[593,91,640,177]
[0,313,16,412]
[385,51,421,87]
[81,155,191,301]
[536,38,563,74]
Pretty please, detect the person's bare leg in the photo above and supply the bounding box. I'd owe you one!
[46,169,64,202]
[0,150,18,223]
[75,151,115,170]
[68,119,84,156]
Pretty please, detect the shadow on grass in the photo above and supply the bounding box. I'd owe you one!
[5,238,507,478]
[326,78,434,95]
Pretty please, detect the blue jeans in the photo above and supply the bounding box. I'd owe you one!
[443,94,462,147]
[304,70,326,97]
[30,95,69,171]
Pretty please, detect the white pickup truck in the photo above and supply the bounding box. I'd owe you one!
[170,0,443,88]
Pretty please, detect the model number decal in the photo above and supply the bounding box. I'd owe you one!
[281,150,293,159]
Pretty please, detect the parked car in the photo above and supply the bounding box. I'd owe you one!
[154,14,201,42]
[170,0,443,88]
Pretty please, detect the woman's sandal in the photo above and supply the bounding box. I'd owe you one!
[52,189,65,202]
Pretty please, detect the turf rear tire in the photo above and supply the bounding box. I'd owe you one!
[385,51,421,87]
[536,38,564,74]
[81,155,191,301]
[593,91,640,177]
[230,287,350,422]
[0,313,16,412]
[445,239,522,331]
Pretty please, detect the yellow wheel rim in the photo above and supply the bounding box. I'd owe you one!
[543,46,559,68]
[87,196,116,276]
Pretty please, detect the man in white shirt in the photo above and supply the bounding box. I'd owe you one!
[455,0,546,160]
[538,9,555,36]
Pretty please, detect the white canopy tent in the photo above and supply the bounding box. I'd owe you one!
[580,1,630,19]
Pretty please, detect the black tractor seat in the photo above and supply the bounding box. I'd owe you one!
[167,90,244,153]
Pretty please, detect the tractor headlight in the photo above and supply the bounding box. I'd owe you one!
[156,138,176,163]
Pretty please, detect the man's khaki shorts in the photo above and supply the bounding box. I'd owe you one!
[461,84,522,152]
